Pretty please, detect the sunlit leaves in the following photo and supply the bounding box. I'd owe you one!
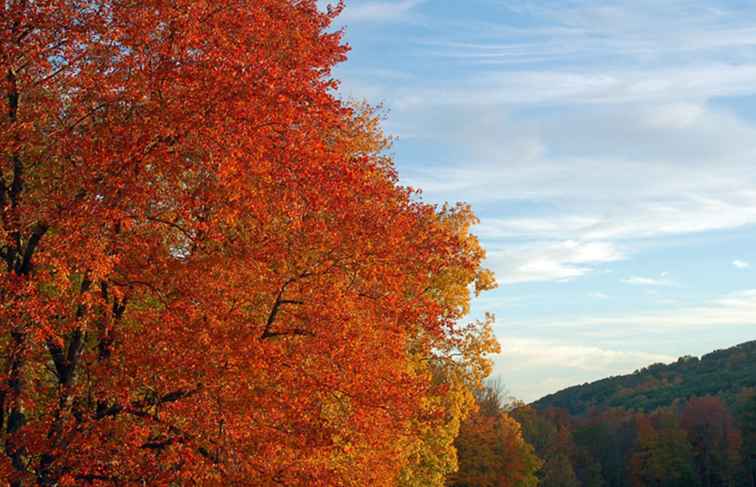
[0,1,502,485]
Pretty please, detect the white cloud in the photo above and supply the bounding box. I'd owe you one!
[547,289,756,329]
[733,259,751,269]
[336,0,423,23]
[621,275,676,287]
[430,1,756,68]
[497,337,675,372]
[390,102,756,287]
[491,337,676,400]
[398,100,756,201]
[473,195,756,242]
[647,102,705,129]
[476,216,601,240]
[489,289,756,400]
[335,0,756,289]
[486,240,623,284]
[589,292,609,299]
[376,64,756,107]
[397,103,756,289]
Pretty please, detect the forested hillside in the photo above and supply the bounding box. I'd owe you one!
[511,341,756,487]
[535,340,756,415]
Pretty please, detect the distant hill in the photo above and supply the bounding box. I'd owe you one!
[533,340,756,415]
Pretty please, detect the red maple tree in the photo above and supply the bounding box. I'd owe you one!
[1,1,497,485]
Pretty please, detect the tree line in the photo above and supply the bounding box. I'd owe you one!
[448,379,756,487]
[535,341,756,415]
[509,390,756,487]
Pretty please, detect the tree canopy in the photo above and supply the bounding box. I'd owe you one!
[0,1,501,485]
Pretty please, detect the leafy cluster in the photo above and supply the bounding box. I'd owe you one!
[450,384,541,487]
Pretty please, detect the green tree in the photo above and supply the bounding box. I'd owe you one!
[738,392,756,487]
[512,406,579,487]
[629,412,699,487]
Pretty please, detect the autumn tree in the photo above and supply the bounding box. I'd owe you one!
[514,406,580,487]
[400,205,500,485]
[682,397,743,487]
[572,409,637,487]
[398,312,500,487]
[742,392,756,487]
[328,100,503,486]
[0,1,500,485]
[629,412,699,487]
[573,447,604,487]
[513,365,756,487]
[539,409,580,487]
[450,385,541,487]
[732,389,756,487]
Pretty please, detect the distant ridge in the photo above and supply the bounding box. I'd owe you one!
[533,340,756,415]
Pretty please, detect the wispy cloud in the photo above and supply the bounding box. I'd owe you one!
[489,288,756,400]
[428,0,756,67]
[487,240,624,284]
[498,337,675,372]
[335,0,424,23]
[621,275,676,287]
[733,259,751,269]
[338,0,756,401]
[374,64,756,107]
[394,100,756,285]
[538,289,756,329]
[492,337,676,400]
[474,195,756,242]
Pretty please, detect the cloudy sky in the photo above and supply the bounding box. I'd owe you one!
[321,0,756,402]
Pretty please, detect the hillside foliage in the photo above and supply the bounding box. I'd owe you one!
[517,342,756,487]
[535,341,756,415]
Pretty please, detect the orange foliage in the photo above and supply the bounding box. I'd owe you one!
[0,1,495,485]
[681,396,743,487]
[452,410,541,487]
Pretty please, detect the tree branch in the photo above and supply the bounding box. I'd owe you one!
[95,385,203,420]
[260,328,314,340]
[18,222,48,275]
[260,281,307,340]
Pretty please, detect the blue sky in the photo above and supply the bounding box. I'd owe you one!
[321,0,756,401]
